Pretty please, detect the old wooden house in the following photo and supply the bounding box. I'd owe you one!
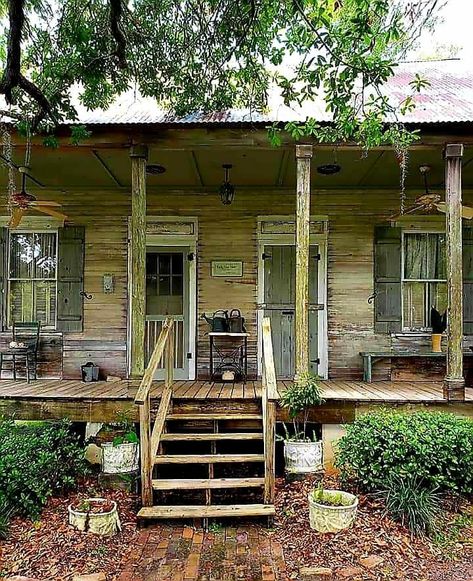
[1,60,473,519]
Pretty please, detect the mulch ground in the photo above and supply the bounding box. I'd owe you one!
[1,476,472,580]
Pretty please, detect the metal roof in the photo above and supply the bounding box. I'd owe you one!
[2,59,473,127]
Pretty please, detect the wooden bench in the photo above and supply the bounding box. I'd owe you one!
[359,350,473,382]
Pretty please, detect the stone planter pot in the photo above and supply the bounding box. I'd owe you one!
[68,498,121,536]
[308,489,358,533]
[101,441,139,474]
[284,440,323,475]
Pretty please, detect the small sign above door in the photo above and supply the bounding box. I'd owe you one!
[211,260,243,277]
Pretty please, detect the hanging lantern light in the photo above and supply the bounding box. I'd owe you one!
[219,164,235,205]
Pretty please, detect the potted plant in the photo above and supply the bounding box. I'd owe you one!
[68,497,121,536]
[431,307,447,353]
[308,484,358,533]
[280,373,324,476]
[97,412,139,475]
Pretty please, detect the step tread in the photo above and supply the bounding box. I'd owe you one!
[166,414,263,420]
[152,477,265,490]
[155,453,265,464]
[161,432,263,441]
[138,504,275,519]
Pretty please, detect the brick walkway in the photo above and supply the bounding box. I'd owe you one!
[117,524,288,581]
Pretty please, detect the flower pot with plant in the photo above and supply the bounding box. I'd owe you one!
[280,373,324,476]
[308,484,358,533]
[431,307,447,353]
[98,412,139,474]
[68,497,121,535]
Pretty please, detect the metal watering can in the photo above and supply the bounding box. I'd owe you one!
[228,309,245,333]
[202,310,229,332]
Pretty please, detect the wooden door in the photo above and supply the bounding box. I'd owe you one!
[145,248,190,379]
[263,245,319,378]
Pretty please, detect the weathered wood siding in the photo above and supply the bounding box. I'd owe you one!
[2,185,473,381]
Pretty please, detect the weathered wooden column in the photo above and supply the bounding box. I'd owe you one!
[444,143,465,401]
[295,144,313,378]
[129,145,148,378]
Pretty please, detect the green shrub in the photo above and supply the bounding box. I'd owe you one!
[0,418,87,519]
[280,373,323,441]
[379,474,441,537]
[0,494,14,539]
[336,410,473,494]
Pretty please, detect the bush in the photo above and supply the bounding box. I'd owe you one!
[0,418,87,520]
[379,474,441,537]
[336,410,473,494]
[280,373,323,441]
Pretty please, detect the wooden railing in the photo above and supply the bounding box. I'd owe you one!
[134,317,174,506]
[261,317,278,505]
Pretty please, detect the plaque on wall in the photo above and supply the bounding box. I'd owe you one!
[211,260,243,277]
[146,221,195,235]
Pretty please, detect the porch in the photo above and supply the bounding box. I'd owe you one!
[1,378,472,424]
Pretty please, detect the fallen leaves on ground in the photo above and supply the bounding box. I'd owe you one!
[271,475,473,580]
[0,484,141,581]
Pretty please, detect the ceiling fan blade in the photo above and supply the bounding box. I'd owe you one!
[435,202,473,220]
[8,208,26,229]
[34,206,68,222]
[29,200,62,207]
[388,204,426,221]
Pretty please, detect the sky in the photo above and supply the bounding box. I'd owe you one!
[415,0,473,60]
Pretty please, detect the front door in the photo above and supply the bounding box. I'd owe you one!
[145,248,190,379]
[263,244,319,378]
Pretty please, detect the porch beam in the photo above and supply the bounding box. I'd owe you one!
[129,144,148,378]
[295,144,313,378]
[444,143,465,401]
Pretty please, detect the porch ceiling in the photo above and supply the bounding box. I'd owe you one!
[2,142,473,191]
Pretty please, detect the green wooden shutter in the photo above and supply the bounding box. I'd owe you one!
[374,225,402,333]
[463,226,473,334]
[57,226,85,332]
[0,228,7,331]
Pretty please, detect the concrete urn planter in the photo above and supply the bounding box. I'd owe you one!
[68,498,121,536]
[284,440,323,475]
[308,489,358,533]
[101,441,139,474]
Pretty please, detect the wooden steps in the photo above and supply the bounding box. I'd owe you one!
[166,413,262,421]
[155,453,264,464]
[138,503,275,519]
[152,477,265,490]
[161,432,263,441]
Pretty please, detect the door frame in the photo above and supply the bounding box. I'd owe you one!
[256,215,328,379]
[127,217,198,380]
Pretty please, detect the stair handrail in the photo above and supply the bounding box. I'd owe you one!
[261,316,278,505]
[134,316,175,507]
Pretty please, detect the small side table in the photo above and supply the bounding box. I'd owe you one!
[209,332,248,382]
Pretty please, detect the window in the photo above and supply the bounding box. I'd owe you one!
[8,232,57,328]
[402,232,447,330]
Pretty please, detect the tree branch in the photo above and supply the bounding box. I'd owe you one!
[0,0,24,104]
[110,0,127,69]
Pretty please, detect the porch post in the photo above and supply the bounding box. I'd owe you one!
[130,145,148,378]
[295,144,313,378]
[444,143,465,401]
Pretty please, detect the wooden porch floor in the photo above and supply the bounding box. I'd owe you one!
[0,378,472,403]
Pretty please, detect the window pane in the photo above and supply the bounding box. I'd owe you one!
[404,233,446,280]
[172,275,183,296]
[146,254,157,276]
[428,282,447,318]
[158,254,171,275]
[9,280,34,324]
[9,233,34,278]
[159,276,171,296]
[34,233,56,279]
[172,254,183,274]
[403,281,426,329]
[34,281,56,326]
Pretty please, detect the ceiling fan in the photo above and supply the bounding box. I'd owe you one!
[389,165,473,221]
[8,167,68,228]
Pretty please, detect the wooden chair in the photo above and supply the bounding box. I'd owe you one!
[0,322,41,382]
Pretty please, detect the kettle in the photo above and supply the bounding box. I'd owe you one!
[202,310,229,332]
[228,309,245,333]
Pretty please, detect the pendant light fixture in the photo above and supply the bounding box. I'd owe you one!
[219,164,235,205]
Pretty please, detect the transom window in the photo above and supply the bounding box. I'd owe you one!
[402,232,447,331]
[8,232,57,328]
